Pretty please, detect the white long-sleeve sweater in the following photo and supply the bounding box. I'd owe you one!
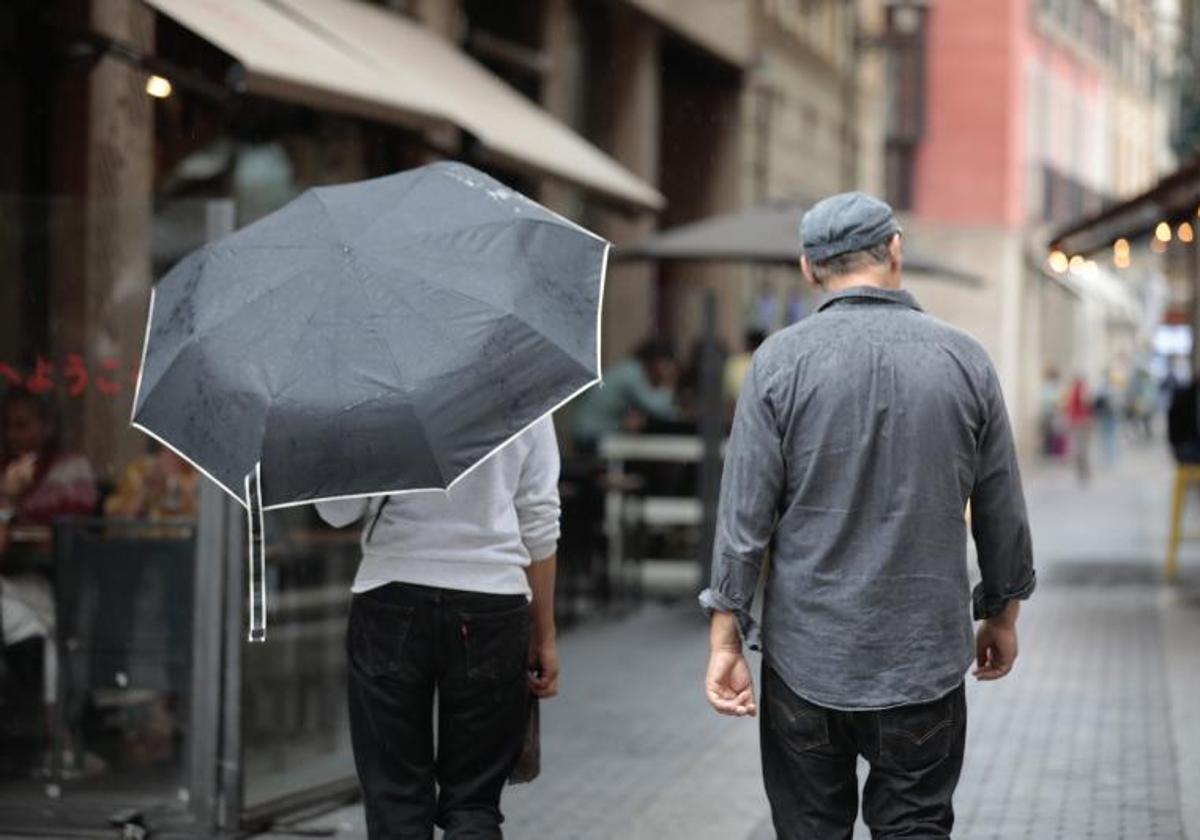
[315,417,561,597]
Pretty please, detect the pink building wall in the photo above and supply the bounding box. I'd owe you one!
[914,0,1026,226]
[913,0,1105,228]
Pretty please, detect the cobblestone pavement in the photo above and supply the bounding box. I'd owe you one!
[276,443,1200,839]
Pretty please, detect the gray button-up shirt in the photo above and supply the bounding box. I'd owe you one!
[700,286,1035,710]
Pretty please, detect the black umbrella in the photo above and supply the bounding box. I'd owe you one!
[132,162,608,640]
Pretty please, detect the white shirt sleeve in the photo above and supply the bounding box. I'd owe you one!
[315,497,370,529]
[516,417,562,562]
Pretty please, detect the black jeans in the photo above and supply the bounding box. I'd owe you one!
[760,664,966,840]
[346,583,531,839]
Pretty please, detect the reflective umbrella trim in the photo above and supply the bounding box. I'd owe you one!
[130,286,157,425]
[130,420,248,509]
[245,463,267,643]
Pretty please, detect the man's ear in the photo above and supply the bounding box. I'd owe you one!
[800,255,820,288]
[888,234,903,273]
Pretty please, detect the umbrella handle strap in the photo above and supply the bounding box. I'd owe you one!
[245,465,267,643]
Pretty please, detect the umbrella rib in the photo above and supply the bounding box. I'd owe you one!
[143,265,334,399]
[334,165,439,246]
[355,216,585,256]
[339,246,452,487]
[359,249,598,375]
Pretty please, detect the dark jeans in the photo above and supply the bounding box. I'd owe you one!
[760,664,966,840]
[346,583,531,840]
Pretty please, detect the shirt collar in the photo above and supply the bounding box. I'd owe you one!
[815,285,923,314]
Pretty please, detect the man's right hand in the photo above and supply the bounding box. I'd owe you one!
[974,601,1020,681]
[705,646,757,717]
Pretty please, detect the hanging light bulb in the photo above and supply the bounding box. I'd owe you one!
[145,75,173,99]
[1113,238,1130,255]
[1156,221,1172,242]
[1047,250,1069,273]
[1180,222,1195,244]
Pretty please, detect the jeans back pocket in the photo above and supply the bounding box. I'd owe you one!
[347,592,417,680]
[877,685,962,772]
[765,669,832,756]
[460,601,530,685]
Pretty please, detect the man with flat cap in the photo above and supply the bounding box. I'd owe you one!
[700,192,1035,838]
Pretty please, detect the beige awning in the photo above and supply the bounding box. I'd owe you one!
[142,0,450,129]
[143,0,663,211]
[272,0,664,211]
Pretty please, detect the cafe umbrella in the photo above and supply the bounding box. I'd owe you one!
[131,162,608,641]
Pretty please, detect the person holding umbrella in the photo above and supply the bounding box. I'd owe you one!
[129,162,608,838]
[317,416,560,839]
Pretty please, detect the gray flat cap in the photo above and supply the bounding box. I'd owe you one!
[800,191,901,263]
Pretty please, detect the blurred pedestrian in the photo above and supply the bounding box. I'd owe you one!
[1039,366,1066,457]
[317,417,562,839]
[1066,374,1093,484]
[570,338,681,452]
[1125,365,1157,441]
[700,193,1035,840]
[1093,368,1120,466]
[724,329,767,411]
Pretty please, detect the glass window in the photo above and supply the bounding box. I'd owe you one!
[0,196,223,832]
[240,506,360,811]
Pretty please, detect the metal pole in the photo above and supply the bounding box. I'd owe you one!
[697,290,722,588]
[190,200,236,832]
[189,474,228,830]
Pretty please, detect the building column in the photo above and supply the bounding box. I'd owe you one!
[537,0,585,218]
[49,0,155,475]
[590,4,661,364]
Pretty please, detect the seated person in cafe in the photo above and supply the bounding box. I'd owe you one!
[98,444,199,768]
[0,387,98,765]
[104,445,198,520]
[570,338,683,453]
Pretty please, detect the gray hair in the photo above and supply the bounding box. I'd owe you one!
[807,238,892,286]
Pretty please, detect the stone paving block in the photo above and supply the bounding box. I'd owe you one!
[267,448,1198,840]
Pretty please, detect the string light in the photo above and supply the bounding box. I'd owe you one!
[1113,238,1130,255]
[1069,255,1086,272]
[1180,222,1195,244]
[145,75,173,99]
[1047,250,1069,273]
[1156,221,1172,242]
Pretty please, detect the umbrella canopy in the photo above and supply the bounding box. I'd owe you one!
[617,200,981,285]
[133,161,608,638]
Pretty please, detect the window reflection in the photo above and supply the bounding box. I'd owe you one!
[0,199,204,824]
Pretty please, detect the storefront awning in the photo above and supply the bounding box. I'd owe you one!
[143,0,664,212]
[273,0,664,211]
[1050,157,1200,257]
[618,201,982,285]
[142,0,449,130]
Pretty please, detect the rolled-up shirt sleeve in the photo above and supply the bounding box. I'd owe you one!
[698,353,783,650]
[516,418,562,562]
[970,365,1036,620]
